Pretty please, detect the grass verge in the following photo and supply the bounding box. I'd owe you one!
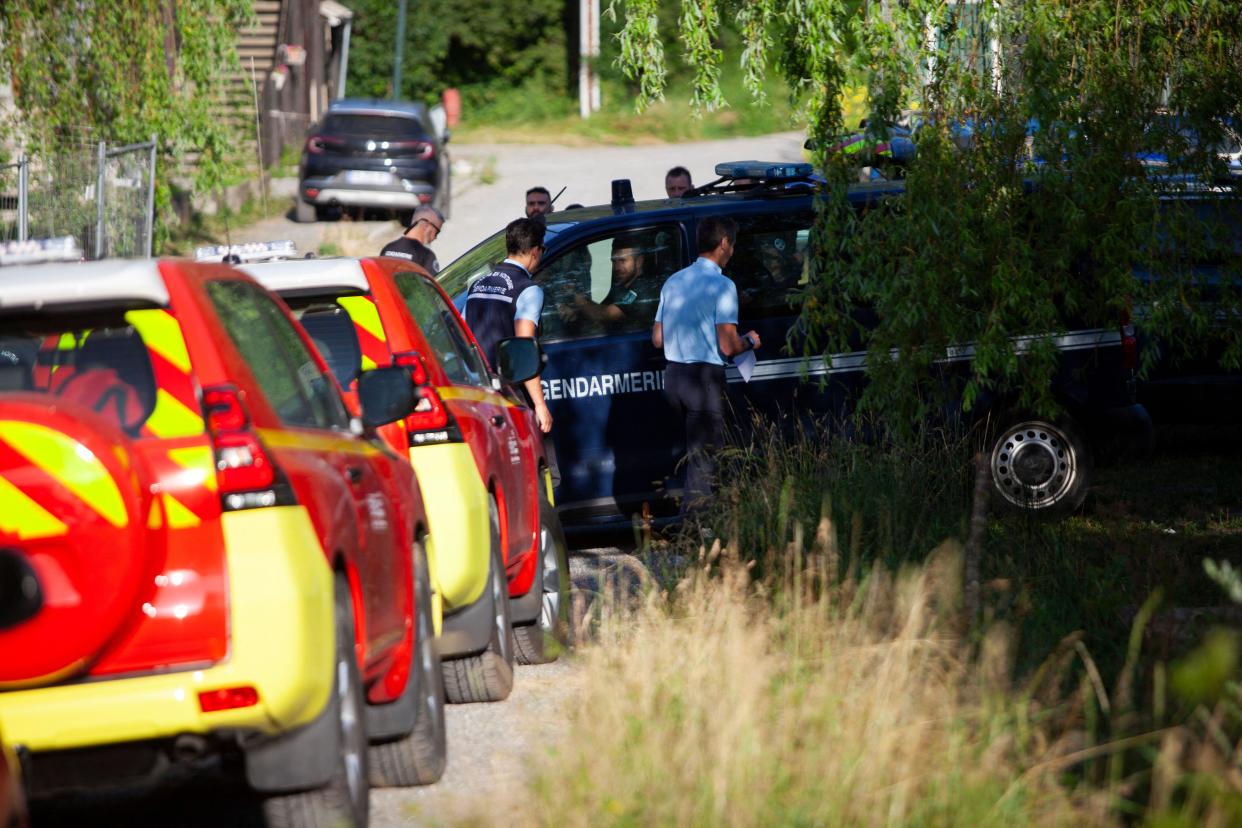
[464,421,1242,826]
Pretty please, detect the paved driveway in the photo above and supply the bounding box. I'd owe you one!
[233,131,806,268]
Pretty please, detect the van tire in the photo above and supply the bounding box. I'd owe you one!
[442,495,514,703]
[262,576,369,827]
[986,415,1092,519]
[368,541,446,787]
[514,486,572,665]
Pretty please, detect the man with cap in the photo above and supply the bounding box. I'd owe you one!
[380,205,444,273]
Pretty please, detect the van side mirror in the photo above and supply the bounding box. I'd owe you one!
[0,549,43,631]
[357,366,416,428]
[496,337,544,384]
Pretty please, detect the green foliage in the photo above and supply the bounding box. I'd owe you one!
[343,0,568,111]
[0,0,253,250]
[614,0,1242,430]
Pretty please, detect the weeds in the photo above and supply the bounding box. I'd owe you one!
[484,420,1242,827]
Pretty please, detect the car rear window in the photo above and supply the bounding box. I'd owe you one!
[0,307,203,439]
[321,113,426,140]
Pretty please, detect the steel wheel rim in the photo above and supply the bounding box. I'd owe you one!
[417,578,441,732]
[337,636,365,806]
[538,521,561,633]
[990,422,1077,509]
[490,498,512,663]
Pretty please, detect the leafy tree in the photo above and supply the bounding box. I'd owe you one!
[612,0,1242,429]
[344,0,569,110]
[0,0,254,249]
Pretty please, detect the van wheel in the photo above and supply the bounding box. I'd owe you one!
[368,540,446,787]
[262,576,369,827]
[442,495,514,703]
[988,417,1092,519]
[514,485,571,665]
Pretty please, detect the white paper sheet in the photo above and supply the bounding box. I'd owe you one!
[736,348,757,383]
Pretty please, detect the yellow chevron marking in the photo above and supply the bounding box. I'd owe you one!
[126,309,193,373]
[361,355,378,371]
[338,296,387,343]
[145,389,205,439]
[147,499,165,530]
[0,422,128,528]
[167,445,217,493]
[0,474,69,540]
[161,493,201,528]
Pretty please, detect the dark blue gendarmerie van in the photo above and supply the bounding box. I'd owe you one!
[438,162,1153,530]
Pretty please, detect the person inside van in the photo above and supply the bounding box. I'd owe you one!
[558,234,661,330]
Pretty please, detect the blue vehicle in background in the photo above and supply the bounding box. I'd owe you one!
[438,162,1155,530]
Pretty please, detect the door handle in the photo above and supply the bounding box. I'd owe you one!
[491,415,506,428]
[345,465,364,484]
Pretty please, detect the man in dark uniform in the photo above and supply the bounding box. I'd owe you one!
[379,205,444,273]
[463,217,553,434]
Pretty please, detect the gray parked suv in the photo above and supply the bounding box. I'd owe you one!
[297,98,451,223]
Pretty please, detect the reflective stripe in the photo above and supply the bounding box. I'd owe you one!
[0,422,128,528]
[0,474,69,539]
[437,385,499,404]
[145,389,206,439]
[127,310,192,373]
[466,293,514,304]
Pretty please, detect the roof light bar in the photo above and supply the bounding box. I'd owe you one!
[195,240,298,264]
[714,161,815,180]
[0,236,83,266]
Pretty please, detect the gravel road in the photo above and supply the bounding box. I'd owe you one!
[232,131,806,267]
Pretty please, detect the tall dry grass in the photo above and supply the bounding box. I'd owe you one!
[469,536,1111,827]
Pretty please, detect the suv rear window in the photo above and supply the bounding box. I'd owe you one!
[0,308,202,439]
[321,113,426,140]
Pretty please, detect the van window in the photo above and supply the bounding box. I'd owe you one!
[537,224,683,341]
[725,212,815,320]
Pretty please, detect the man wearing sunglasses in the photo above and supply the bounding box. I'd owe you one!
[380,205,445,274]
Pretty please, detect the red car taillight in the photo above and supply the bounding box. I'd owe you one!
[203,385,293,510]
[391,351,462,445]
[199,686,260,712]
[305,135,344,154]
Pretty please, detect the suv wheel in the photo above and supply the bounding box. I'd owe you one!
[262,576,369,827]
[442,494,514,703]
[368,540,446,786]
[987,416,1092,518]
[294,197,316,223]
[514,483,571,665]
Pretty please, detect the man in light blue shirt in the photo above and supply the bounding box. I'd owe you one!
[652,215,761,513]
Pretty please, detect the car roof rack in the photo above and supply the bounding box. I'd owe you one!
[195,240,302,264]
[0,236,83,266]
[682,160,819,198]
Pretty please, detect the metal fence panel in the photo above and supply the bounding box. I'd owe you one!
[0,135,156,258]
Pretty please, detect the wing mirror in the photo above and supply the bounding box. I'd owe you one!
[495,337,545,384]
[357,366,417,428]
[0,549,43,631]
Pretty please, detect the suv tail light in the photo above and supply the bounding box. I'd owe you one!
[203,385,295,510]
[392,351,462,445]
[306,135,345,154]
[390,140,434,160]
[1121,323,1138,371]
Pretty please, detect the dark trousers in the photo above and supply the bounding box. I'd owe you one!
[664,361,726,514]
